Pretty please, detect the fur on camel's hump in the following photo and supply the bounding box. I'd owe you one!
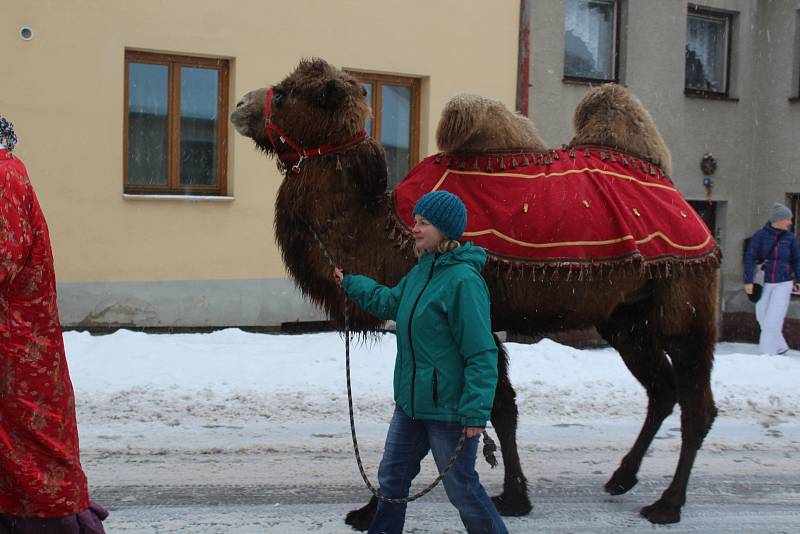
[231,58,720,527]
[570,83,672,176]
[436,93,547,154]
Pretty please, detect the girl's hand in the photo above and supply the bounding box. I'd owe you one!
[334,267,344,287]
[465,427,484,438]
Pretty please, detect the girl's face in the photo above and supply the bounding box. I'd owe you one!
[412,214,446,253]
[773,218,793,230]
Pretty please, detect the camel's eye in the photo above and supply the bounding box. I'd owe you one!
[273,87,287,108]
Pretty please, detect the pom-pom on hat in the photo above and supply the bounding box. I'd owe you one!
[769,203,792,224]
[413,190,467,240]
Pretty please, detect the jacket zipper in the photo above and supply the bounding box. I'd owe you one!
[407,257,437,419]
[432,369,439,408]
[770,233,782,283]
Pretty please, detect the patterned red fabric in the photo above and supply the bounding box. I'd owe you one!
[392,148,717,266]
[0,149,89,516]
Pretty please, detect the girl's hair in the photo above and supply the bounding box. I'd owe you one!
[415,239,461,257]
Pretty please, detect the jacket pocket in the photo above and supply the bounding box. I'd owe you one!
[413,366,439,415]
[432,369,439,408]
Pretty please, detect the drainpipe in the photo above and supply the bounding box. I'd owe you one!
[516,0,531,116]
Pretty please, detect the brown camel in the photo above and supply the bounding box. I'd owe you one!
[230,58,719,527]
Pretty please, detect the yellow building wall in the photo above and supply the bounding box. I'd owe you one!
[1,0,519,284]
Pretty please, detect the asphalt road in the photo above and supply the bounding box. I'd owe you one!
[87,446,800,533]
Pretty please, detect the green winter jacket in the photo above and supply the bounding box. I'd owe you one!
[342,242,498,427]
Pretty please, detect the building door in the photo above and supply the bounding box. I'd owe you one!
[689,200,717,237]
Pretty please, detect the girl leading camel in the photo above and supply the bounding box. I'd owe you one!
[335,191,507,534]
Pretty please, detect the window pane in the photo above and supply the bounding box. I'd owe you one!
[180,67,219,186]
[685,15,727,92]
[362,83,373,136]
[381,84,411,186]
[564,0,616,80]
[127,62,169,185]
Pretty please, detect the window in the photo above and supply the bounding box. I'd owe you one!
[787,194,800,238]
[688,200,717,237]
[346,71,421,188]
[685,6,733,96]
[124,51,229,195]
[563,0,619,82]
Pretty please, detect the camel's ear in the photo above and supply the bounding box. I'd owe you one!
[342,139,388,205]
[315,79,347,110]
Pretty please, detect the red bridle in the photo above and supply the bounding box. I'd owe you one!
[263,87,368,174]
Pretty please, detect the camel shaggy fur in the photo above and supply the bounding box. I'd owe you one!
[230,58,719,528]
[436,94,546,154]
[570,83,672,175]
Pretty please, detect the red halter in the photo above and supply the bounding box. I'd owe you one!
[263,87,368,174]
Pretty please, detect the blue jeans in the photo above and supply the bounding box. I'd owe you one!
[368,406,508,534]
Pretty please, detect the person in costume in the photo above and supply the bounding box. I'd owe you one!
[333,190,507,534]
[744,202,800,355]
[0,116,107,534]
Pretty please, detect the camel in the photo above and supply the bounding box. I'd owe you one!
[230,58,720,527]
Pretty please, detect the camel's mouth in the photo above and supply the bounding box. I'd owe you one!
[229,106,260,139]
[229,110,248,136]
[230,88,270,142]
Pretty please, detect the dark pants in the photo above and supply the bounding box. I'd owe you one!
[0,502,107,534]
[368,406,507,534]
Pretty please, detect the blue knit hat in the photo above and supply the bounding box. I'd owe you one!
[413,190,467,240]
[769,202,792,224]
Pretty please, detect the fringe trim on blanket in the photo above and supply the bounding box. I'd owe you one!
[437,145,671,183]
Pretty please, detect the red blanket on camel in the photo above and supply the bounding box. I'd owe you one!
[391,147,718,273]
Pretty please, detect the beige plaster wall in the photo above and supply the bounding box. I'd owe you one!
[1,0,520,284]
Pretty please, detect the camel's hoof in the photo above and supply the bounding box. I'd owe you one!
[344,506,374,531]
[604,469,638,495]
[492,492,533,517]
[640,500,681,524]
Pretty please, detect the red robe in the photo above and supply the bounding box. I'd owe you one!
[0,149,89,516]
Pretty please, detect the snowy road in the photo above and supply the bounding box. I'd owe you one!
[65,330,800,532]
[84,434,800,533]
[89,476,800,533]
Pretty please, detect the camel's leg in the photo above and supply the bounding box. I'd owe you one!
[636,272,718,524]
[639,332,717,524]
[344,495,377,531]
[596,302,677,496]
[489,334,532,516]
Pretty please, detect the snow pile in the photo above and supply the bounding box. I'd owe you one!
[65,329,799,431]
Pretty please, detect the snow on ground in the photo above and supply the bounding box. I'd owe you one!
[63,330,800,532]
[65,329,800,435]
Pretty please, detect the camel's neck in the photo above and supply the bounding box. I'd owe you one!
[274,163,391,277]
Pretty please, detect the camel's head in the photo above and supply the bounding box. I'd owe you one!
[571,84,672,176]
[436,94,546,154]
[230,58,371,156]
